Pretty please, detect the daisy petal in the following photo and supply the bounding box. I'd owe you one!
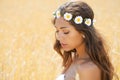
[74,16,83,24]
[64,12,72,21]
[84,18,91,26]
[56,10,61,18]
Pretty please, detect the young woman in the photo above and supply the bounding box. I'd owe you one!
[52,1,118,80]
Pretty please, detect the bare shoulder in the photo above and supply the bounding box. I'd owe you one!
[77,61,101,80]
[80,61,100,72]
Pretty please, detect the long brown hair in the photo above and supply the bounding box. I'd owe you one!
[53,1,118,80]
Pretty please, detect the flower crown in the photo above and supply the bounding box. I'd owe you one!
[53,10,96,26]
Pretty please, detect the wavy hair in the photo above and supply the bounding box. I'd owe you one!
[53,1,118,80]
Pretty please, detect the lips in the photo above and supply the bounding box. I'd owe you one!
[60,43,68,48]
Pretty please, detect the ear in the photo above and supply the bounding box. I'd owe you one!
[81,34,85,38]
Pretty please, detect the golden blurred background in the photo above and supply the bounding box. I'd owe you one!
[0,0,120,80]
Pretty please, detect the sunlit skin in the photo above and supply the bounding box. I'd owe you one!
[55,17,88,58]
[55,17,101,80]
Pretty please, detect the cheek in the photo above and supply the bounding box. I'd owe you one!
[68,33,83,47]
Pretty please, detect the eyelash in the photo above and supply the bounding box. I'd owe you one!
[64,31,69,34]
[55,31,69,34]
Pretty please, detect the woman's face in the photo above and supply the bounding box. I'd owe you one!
[55,17,84,51]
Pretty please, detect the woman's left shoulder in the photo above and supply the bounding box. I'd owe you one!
[82,61,100,71]
[77,61,101,80]
[83,61,100,73]
[76,59,100,71]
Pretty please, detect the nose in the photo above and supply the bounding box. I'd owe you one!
[55,32,65,41]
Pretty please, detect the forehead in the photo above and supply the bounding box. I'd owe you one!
[55,17,73,29]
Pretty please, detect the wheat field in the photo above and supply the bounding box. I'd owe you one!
[0,0,120,80]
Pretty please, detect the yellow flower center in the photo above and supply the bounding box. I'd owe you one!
[77,18,81,22]
[86,21,89,24]
[66,15,70,19]
[58,13,60,16]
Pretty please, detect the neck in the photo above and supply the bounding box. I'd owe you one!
[75,43,89,59]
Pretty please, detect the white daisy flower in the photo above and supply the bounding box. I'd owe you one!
[64,12,72,21]
[56,74,65,80]
[84,18,92,26]
[74,16,83,24]
[53,11,56,18]
[56,10,61,18]
[93,19,96,25]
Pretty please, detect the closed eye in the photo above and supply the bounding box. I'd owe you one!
[64,31,69,34]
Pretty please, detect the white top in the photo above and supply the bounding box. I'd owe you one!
[56,74,65,80]
[55,73,80,80]
[55,55,84,80]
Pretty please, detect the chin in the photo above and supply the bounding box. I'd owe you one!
[63,48,74,52]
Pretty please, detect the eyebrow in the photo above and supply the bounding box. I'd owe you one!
[55,26,68,29]
[60,27,68,29]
